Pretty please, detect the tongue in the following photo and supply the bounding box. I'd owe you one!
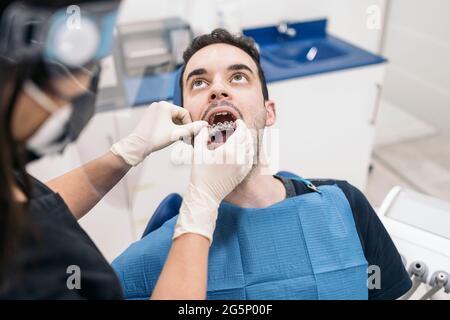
[210,130,228,144]
[221,130,228,143]
[208,127,234,149]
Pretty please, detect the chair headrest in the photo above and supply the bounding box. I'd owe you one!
[173,67,183,106]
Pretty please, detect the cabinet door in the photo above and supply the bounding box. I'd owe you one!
[267,65,385,190]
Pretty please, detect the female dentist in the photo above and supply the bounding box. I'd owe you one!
[0,0,254,299]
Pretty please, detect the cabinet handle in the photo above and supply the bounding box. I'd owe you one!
[370,83,382,126]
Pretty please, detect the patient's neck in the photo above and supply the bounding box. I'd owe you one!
[224,165,286,208]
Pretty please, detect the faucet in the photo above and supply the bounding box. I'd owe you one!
[277,21,297,38]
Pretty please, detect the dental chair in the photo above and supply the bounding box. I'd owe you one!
[378,187,450,300]
[142,193,182,238]
[142,171,300,238]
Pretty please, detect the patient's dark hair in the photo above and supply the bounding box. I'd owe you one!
[179,28,269,106]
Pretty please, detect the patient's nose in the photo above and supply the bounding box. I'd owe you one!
[209,83,230,103]
[210,91,229,101]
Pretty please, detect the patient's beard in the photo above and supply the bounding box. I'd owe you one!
[254,106,268,166]
[240,113,266,184]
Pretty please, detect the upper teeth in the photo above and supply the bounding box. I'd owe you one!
[210,112,232,123]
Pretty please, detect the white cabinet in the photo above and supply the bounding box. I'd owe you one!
[267,64,386,190]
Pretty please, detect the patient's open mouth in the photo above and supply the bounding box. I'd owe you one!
[206,110,238,149]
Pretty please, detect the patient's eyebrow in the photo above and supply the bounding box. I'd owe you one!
[227,64,253,74]
[186,68,207,82]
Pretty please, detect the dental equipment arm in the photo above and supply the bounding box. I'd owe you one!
[420,271,450,300]
[46,102,207,220]
[399,261,429,300]
[151,120,254,300]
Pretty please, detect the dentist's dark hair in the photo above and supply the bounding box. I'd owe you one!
[179,28,269,106]
[0,57,33,286]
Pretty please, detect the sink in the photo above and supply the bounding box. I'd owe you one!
[243,19,386,82]
[260,40,346,67]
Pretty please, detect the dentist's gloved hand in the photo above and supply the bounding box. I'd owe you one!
[173,119,254,244]
[111,101,207,166]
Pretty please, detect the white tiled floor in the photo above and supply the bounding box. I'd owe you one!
[374,100,437,148]
[365,100,450,208]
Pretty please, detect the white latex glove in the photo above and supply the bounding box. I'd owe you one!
[173,119,254,244]
[111,101,207,166]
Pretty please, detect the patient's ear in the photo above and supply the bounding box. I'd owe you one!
[264,100,276,127]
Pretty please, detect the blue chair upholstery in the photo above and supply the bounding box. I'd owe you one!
[141,193,182,238]
[173,67,182,106]
[142,171,300,238]
[276,171,301,180]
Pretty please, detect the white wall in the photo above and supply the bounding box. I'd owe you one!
[117,0,386,53]
[381,0,450,137]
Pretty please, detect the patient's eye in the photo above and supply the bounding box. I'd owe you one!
[192,79,208,90]
[231,73,248,84]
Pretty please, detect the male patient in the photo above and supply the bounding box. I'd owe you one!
[112,29,411,300]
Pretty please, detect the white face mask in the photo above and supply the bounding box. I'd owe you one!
[24,81,73,156]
